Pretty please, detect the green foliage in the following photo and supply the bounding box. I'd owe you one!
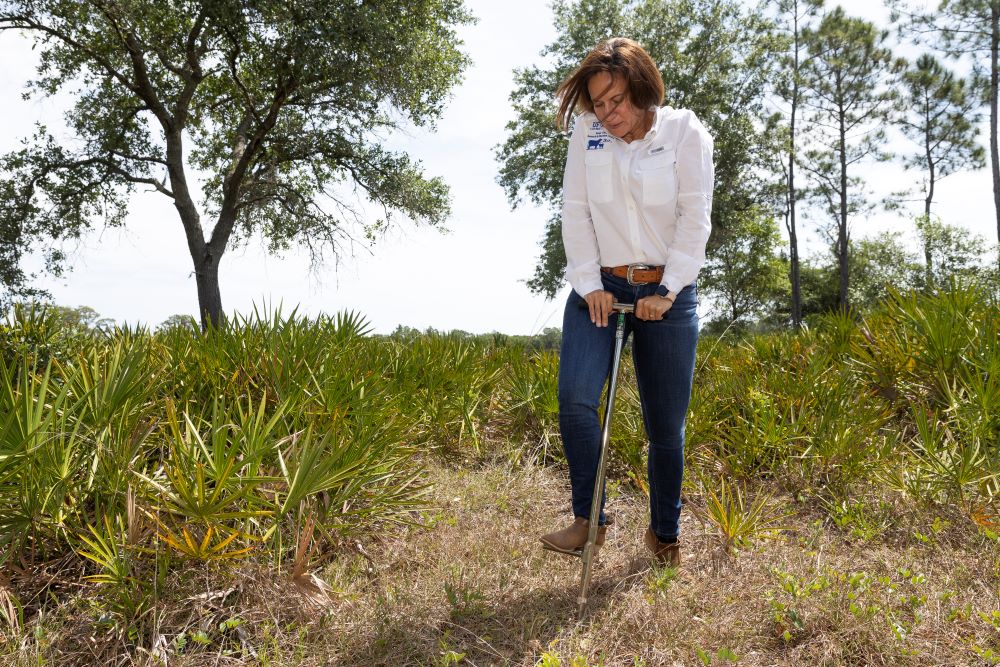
[701,206,789,329]
[611,377,652,493]
[914,216,997,291]
[0,303,100,371]
[822,497,896,541]
[701,476,787,556]
[793,226,989,316]
[767,564,932,653]
[848,231,922,309]
[387,334,507,455]
[796,258,841,319]
[504,350,562,462]
[891,0,998,274]
[0,305,429,640]
[76,513,153,626]
[647,560,679,595]
[155,314,198,335]
[855,281,1000,519]
[692,279,999,527]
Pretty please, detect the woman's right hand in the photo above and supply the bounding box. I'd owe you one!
[584,289,615,327]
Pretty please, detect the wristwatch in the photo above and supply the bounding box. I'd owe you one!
[655,285,676,302]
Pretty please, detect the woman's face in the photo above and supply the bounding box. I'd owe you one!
[587,71,645,140]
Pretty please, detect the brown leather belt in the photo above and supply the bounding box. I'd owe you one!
[601,264,664,285]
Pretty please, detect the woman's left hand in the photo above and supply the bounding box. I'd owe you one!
[635,295,673,321]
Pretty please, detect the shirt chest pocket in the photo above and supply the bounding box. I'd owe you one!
[638,149,676,207]
[585,150,614,204]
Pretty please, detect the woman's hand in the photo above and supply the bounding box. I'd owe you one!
[635,295,673,321]
[584,289,615,327]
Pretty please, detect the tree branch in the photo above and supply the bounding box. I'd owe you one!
[0,13,140,97]
[88,0,173,129]
[209,72,297,255]
[108,149,167,166]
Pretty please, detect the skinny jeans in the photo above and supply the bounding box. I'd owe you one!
[558,272,699,542]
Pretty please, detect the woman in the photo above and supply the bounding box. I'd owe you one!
[538,37,714,567]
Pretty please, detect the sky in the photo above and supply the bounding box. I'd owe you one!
[0,0,991,334]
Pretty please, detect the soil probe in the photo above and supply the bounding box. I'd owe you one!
[576,301,633,617]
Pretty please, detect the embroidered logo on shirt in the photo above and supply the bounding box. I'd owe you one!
[587,121,611,150]
[648,145,666,155]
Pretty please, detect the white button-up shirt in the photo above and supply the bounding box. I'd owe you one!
[561,106,715,296]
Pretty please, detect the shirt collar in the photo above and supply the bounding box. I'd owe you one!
[644,105,664,139]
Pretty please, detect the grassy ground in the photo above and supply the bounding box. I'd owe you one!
[312,461,999,666]
[16,456,994,666]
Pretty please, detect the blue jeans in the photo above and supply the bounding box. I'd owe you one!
[558,273,699,542]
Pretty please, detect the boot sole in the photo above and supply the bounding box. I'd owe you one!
[539,539,602,558]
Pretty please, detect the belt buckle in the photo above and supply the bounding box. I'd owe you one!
[626,263,652,286]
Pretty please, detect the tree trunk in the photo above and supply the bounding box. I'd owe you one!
[788,177,801,326]
[164,129,226,330]
[991,1,1000,265]
[194,250,224,330]
[788,7,802,329]
[838,107,849,311]
[925,139,935,287]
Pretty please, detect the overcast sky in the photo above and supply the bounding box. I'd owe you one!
[0,0,990,334]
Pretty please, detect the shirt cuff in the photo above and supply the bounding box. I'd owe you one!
[663,248,704,293]
[574,277,604,298]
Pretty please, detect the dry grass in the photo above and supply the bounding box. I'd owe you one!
[5,458,1000,666]
[310,462,1000,666]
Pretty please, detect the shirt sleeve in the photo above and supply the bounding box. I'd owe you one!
[662,109,714,294]
[561,115,604,297]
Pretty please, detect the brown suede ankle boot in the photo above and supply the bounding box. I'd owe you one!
[539,517,607,555]
[644,528,681,567]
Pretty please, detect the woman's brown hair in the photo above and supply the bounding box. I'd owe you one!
[555,37,665,131]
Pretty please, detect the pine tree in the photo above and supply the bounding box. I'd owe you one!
[799,7,903,310]
[769,0,824,327]
[896,54,986,282]
[891,0,999,263]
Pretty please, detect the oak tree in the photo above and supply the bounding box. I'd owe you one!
[700,206,788,329]
[0,0,472,327]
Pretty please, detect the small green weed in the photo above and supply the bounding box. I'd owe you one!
[703,476,787,556]
[444,573,489,622]
[647,563,679,597]
[823,497,894,541]
[696,646,739,664]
